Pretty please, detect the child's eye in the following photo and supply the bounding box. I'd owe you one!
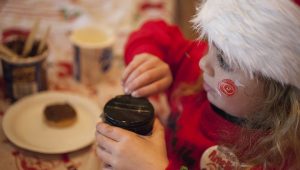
[216,54,232,71]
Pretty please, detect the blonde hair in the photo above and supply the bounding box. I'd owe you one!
[237,76,300,169]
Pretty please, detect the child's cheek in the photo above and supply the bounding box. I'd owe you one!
[217,79,238,97]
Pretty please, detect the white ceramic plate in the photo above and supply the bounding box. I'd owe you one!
[2,91,101,154]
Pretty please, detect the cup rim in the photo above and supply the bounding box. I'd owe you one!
[69,26,115,49]
[0,48,49,65]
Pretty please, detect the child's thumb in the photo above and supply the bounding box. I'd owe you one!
[151,118,165,139]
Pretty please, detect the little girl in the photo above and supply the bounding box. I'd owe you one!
[96,1,300,169]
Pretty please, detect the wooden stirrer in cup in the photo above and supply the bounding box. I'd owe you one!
[22,19,40,57]
[0,44,19,60]
[37,26,51,54]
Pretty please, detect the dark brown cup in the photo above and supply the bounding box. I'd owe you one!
[102,95,155,135]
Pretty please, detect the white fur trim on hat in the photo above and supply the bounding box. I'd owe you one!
[193,0,300,89]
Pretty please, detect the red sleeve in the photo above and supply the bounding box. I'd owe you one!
[124,20,192,74]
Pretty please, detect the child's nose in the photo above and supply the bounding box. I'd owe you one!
[199,55,214,77]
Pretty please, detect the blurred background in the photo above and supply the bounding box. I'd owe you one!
[175,0,198,39]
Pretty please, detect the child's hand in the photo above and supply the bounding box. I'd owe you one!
[95,119,168,170]
[122,53,173,97]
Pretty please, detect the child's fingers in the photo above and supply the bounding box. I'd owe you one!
[96,132,116,154]
[122,54,148,83]
[123,59,157,89]
[126,66,169,94]
[96,146,114,166]
[152,118,165,133]
[96,122,136,142]
[132,76,172,97]
[150,119,167,147]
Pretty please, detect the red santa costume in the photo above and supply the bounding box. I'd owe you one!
[124,0,300,169]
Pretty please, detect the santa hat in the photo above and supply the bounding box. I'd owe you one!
[193,0,300,89]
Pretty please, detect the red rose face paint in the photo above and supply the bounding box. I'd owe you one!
[218,79,237,96]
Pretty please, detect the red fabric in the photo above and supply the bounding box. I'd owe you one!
[1,28,29,43]
[124,20,261,169]
[293,0,300,6]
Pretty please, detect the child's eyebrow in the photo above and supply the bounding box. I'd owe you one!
[212,42,224,56]
[211,42,233,68]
